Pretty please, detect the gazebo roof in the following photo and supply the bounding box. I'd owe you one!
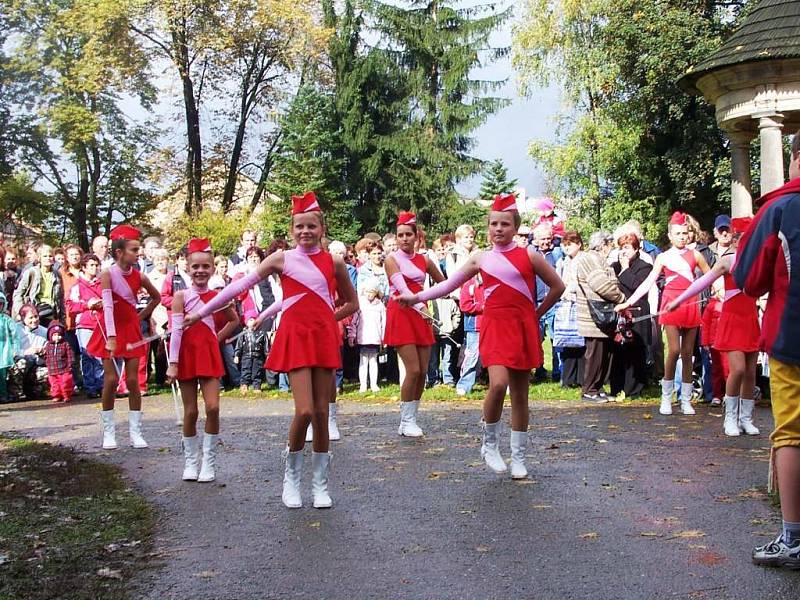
[681,0,800,89]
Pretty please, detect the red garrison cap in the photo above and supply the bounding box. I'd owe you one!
[397,211,417,226]
[669,211,687,226]
[731,216,752,234]
[492,193,518,212]
[291,191,321,215]
[188,238,212,254]
[109,224,141,241]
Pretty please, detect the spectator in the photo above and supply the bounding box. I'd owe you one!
[531,197,565,240]
[12,244,63,325]
[532,223,563,382]
[146,248,170,386]
[13,304,48,400]
[21,241,40,272]
[91,235,111,267]
[66,254,104,398]
[710,214,734,263]
[0,292,19,403]
[514,225,531,248]
[0,246,17,313]
[357,242,390,300]
[456,274,484,396]
[610,233,652,399]
[209,255,231,290]
[53,247,65,269]
[574,231,625,402]
[382,233,397,254]
[60,244,83,389]
[140,236,162,273]
[234,313,267,393]
[43,321,75,403]
[445,224,477,283]
[353,287,386,393]
[229,229,258,275]
[555,231,585,388]
[160,246,191,326]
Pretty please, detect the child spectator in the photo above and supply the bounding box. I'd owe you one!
[44,321,75,402]
[353,287,386,392]
[67,253,104,398]
[234,312,267,393]
[0,292,19,403]
[14,304,48,400]
[530,197,566,240]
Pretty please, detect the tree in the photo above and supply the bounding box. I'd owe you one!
[513,0,750,235]
[371,0,512,227]
[3,0,157,247]
[479,159,518,200]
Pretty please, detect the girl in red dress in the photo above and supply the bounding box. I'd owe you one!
[184,192,358,508]
[167,239,239,482]
[616,212,711,416]
[87,225,161,450]
[384,211,445,437]
[665,217,761,437]
[398,194,564,479]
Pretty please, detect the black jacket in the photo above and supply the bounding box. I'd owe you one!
[234,329,267,361]
[613,254,653,346]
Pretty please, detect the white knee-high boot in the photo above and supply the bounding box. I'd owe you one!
[481,420,507,473]
[680,382,695,415]
[198,433,219,482]
[181,435,200,480]
[723,395,740,436]
[510,430,528,479]
[128,410,148,448]
[738,398,760,435]
[311,451,332,508]
[660,379,674,415]
[281,447,303,509]
[398,401,423,437]
[100,410,117,449]
[328,403,340,441]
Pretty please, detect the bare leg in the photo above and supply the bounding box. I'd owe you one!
[396,344,424,403]
[100,359,120,411]
[483,365,509,424]
[414,345,432,401]
[740,352,758,399]
[508,369,531,432]
[125,358,142,410]
[678,328,697,384]
[726,351,745,397]
[311,368,333,453]
[287,368,313,451]
[179,379,199,437]
[200,377,220,434]
[663,326,681,380]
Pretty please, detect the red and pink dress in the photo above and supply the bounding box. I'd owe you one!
[176,287,225,381]
[265,248,341,372]
[714,266,760,353]
[478,244,542,370]
[86,265,147,359]
[383,251,435,347]
[658,247,701,328]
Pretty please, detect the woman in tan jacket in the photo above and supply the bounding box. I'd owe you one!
[574,231,625,401]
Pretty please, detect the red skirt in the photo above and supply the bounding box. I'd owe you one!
[177,322,224,380]
[383,299,435,347]
[86,301,146,359]
[659,288,701,328]
[479,307,542,371]
[714,295,760,353]
[266,310,341,372]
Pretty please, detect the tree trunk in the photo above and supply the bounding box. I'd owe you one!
[75,154,90,250]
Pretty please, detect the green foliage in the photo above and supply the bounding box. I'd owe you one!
[479,159,518,200]
[513,0,749,234]
[430,199,489,245]
[168,208,253,256]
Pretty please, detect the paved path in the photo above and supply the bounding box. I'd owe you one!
[2,395,799,599]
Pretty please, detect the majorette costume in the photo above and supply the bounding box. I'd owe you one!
[714,218,760,353]
[384,211,435,348]
[169,238,225,381]
[87,224,148,360]
[658,212,701,328]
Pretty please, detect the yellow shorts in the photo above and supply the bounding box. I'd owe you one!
[769,358,800,449]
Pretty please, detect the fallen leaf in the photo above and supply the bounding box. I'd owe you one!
[642,414,653,420]
[514,479,535,485]
[97,568,123,580]
[670,530,706,539]
[308,521,321,528]
[639,532,662,538]
[427,471,445,480]
[596,439,609,444]
[580,532,599,539]
[531,504,552,509]
[458,510,474,515]
[475,545,491,553]
[195,570,217,579]
[674,478,692,484]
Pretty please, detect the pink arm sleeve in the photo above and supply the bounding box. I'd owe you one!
[417,269,471,302]
[390,273,426,311]
[669,269,721,308]
[169,313,184,364]
[197,270,261,317]
[102,288,116,337]
[624,269,660,306]
[257,300,282,322]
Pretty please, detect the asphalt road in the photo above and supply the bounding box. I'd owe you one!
[2,395,798,599]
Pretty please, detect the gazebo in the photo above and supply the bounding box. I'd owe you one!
[679,0,800,217]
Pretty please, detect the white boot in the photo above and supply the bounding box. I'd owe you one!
[481,420,507,473]
[198,434,219,482]
[659,379,674,415]
[738,398,760,435]
[305,423,314,443]
[181,435,200,480]
[509,430,528,480]
[311,451,333,509]
[680,382,695,415]
[398,401,423,437]
[328,404,340,441]
[723,395,740,436]
[128,410,148,448]
[281,447,303,509]
[100,410,117,449]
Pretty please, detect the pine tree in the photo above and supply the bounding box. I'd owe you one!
[371,0,512,228]
[479,159,518,200]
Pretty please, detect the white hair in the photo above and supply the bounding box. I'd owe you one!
[328,240,347,255]
[533,223,553,239]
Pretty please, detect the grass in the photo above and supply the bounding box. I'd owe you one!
[0,436,155,600]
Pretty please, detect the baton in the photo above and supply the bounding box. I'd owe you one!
[410,305,462,349]
[93,312,123,379]
[164,337,182,426]
[629,299,703,324]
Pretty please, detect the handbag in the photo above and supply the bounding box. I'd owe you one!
[577,276,618,330]
[553,300,584,348]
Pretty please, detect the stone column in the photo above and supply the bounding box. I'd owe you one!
[728,132,753,217]
[757,114,785,195]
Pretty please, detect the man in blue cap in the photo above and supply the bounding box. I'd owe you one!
[710,214,734,263]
